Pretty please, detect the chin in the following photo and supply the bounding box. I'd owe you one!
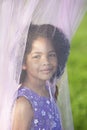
[39,75,53,81]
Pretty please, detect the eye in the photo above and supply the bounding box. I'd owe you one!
[49,53,56,57]
[32,55,41,59]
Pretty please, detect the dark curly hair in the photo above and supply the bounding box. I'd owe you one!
[19,24,70,83]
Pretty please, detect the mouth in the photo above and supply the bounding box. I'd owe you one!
[40,68,53,74]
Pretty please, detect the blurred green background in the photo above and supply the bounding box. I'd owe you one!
[67,13,87,130]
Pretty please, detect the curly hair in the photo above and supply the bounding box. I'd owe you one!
[19,24,70,83]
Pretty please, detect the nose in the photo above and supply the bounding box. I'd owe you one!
[42,56,50,66]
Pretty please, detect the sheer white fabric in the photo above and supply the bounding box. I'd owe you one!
[0,0,87,130]
[0,0,39,129]
[32,0,87,40]
[57,69,74,130]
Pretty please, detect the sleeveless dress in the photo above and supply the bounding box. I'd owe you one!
[16,86,62,130]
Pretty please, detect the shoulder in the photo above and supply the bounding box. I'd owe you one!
[12,97,33,130]
[13,96,33,118]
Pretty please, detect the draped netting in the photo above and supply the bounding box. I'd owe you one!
[0,0,39,129]
[0,0,87,130]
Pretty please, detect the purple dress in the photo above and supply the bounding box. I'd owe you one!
[16,86,62,130]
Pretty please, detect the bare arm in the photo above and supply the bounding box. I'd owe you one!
[12,97,33,130]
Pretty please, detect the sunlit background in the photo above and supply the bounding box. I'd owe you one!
[67,13,87,130]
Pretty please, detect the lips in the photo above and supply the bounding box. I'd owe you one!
[40,68,53,74]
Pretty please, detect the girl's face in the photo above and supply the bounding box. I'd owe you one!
[23,37,58,82]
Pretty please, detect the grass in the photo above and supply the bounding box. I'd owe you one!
[67,13,87,130]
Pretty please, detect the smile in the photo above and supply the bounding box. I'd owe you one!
[40,68,53,74]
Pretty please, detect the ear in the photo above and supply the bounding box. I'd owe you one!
[22,64,27,70]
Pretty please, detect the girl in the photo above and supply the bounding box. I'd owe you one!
[12,24,70,130]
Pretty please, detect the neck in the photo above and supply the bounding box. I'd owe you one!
[22,76,50,97]
[22,76,46,91]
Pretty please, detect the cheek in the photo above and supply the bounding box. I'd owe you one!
[32,63,39,70]
[51,58,58,67]
[53,60,58,73]
[28,61,40,71]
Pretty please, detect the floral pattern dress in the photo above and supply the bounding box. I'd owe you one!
[16,86,62,130]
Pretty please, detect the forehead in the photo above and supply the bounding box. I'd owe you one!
[31,37,55,53]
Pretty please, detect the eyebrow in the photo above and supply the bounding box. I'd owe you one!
[31,50,56,54]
